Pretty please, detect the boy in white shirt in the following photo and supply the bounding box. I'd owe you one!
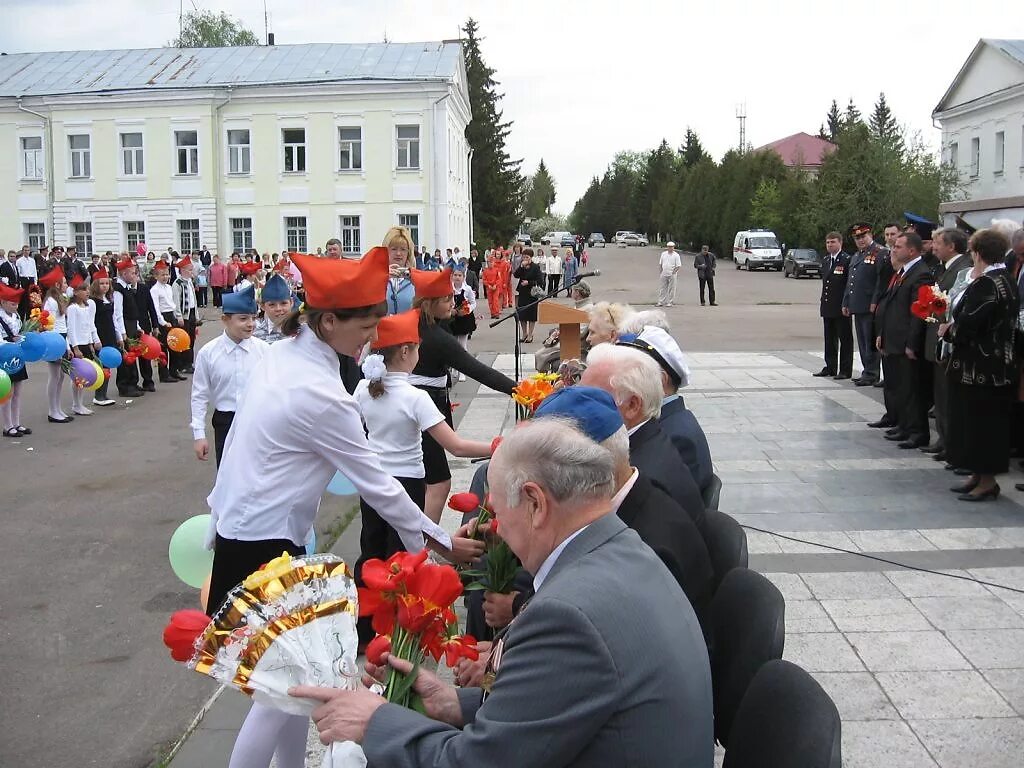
[657,241,683,307]
[149,262,182,383]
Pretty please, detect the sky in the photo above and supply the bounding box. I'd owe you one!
[3,0,1023,214]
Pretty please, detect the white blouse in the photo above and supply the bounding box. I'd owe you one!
[65,302,100,347]
[43,297,69,334]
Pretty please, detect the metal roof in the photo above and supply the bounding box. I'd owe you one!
[0,42,462,97]
[987,39,1024,67]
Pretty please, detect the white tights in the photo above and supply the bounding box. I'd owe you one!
[1,381,22,429]
[46,362,68,419]
[228,703,308,768]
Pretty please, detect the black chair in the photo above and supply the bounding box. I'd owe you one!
[461,460,491,526]
[724,659,842,768]
[710,567,786,747]
[703,472,723,511]
[703,510,748,593]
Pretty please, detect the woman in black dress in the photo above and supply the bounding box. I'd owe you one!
[513,248,544,343]
[941,228,1019,502]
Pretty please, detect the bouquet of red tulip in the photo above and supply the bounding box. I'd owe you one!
[447,492,520,595]
[23,307,55,332]
[911,284,949,323]
[358,550,478,709]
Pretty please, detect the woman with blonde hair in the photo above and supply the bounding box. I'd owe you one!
[586,301,636,346]
[382,226,417,315]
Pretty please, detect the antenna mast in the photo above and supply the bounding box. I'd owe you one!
[736,103,747,154]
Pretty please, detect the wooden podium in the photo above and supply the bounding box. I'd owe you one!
[538,302,589,361]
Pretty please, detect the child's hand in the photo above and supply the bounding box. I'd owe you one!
[72,347,83,358]
[194,439,209,461]
[93,342,101,352]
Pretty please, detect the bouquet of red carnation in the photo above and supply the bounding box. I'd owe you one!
[911,284,949,323]
[359,550,478,709]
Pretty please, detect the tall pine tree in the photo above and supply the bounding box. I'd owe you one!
[844,98,863,129]
[462,18,524,244]
[821,100,842,142]
[869,92,903,154]
[679,128,710,168]
[524,159,556,218]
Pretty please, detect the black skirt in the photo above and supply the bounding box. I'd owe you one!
[416,385,453,483]
[207,534,305,617]
[944,378,1012,475]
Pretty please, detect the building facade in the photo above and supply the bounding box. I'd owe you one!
[934,39,1024,229]
[0,42,472,257]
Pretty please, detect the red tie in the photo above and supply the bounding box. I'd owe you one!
[888,269,904,289]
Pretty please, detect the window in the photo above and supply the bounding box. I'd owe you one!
[970,137,980,178]
[120,132,144,176]
[21,136,43,179]
[230,218,253,252]
[948,141,958,169]
[283,128,306,173]
[24,223,45,250]
[72,222,93,257]
[125,221,146,251]
[175,130,199,175]
[178,219,200,252]
[227,129,251,175]
[995,131,1005,176]
[338,127,362,170]
[396,125,420,169]
[69,134,91,178]
[340,215,361,254]
[285,216,307,252]
[398,214,420,246]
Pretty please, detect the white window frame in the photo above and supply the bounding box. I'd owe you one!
[284,216,308,253]
[227,128,251,175]
[20,136,44,180]
[970,136,980,178]
[174,130,199,176]
[396,125,420,170]
[119,132,145,177]
[124,221,146,251]
[340,215,362,255]
[71,222,93,257]
[994,130,1005,176]
[282,127,306,174]
[230,217,254,253]
[338,126,362,171]
[68,133,91,179]
[24,222,46,250]
[178,219,201,252]
[398,214,420,247]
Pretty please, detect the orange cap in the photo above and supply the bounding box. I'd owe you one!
[371,309,421,350]
[177,256,192,270]
[291,247,389,309]
[0,283,24,303]
[116,258,134,271]
[92,269,109,280]
[69,274,86,289]
[410,268,454,299]
[239,262,261,276]
[38,265,64,288]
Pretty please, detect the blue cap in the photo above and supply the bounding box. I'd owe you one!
[534,385,624,442]
[261,274,291,302]
[222,286,258,315]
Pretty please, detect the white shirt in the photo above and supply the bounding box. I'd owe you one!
[0,307,22,341]
[354,372,445,478]
[65,302,99,347]
[42,296,68,335]
[627,418,651,437]
[207,325,451,551]
[533,524,590,592]
[16,256,36,279]
[454,284,477,314]
[545,255,563,276]
[659,250,682,277]
[150,281,175,317]
[608,468,640,514]
[235,278,253,294]
[190,332,270,439]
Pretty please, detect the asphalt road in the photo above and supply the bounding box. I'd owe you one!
[0,244,824,767]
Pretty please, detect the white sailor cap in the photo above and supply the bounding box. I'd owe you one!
[618,326,690,388]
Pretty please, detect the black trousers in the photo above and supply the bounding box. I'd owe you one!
[212,409,234,467]
[196,286,208,307]
[699,275,716,305]
[884,353,930,440]
[933,360,948,446]
[212,286,224,307]
[881,353,904,423]
[116,331,153,392]
[207,534,304,617]
[854,313,880,379]
[547,274,561,294]
[822,315,853,375]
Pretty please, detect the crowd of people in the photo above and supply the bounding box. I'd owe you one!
[815,215,1024,502]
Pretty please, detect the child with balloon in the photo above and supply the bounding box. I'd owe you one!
[39,265,73,423]
[88,270,118,407]
[66,275,100,416]
[0,283,30,437]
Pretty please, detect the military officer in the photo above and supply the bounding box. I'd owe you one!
[814,231,853,379]
[843,223,886,386]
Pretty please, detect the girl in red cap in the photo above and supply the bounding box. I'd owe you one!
[0,284,30,436]
[40,266,73,423]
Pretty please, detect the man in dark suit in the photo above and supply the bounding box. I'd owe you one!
[0,250,19,290]
[817,231,853,380]
[693,245,717,306]
[61,246,89,284]
[843,223,887,386]
[874,232,936,447]
[294,417,713,767]
[113,258,158,396]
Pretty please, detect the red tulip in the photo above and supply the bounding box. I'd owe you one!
[366,634,391,666]
[490,436,503,454]
[361,549,428,592]
[491,518,499,534]
[447,492,481,514]
[162,609,210,662]
[441,634,479,667]
[397,563,464,633]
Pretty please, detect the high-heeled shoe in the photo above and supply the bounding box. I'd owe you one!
[950,478,979,494]
[958,484,1000,502]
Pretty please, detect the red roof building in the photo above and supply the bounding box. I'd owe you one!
[755,132,837,174]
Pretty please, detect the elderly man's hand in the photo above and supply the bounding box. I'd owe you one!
[455,642,492,688]
[483,591,517,629]
[289,686,384,745]
[363,654,465,727]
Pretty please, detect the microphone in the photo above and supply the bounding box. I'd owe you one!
[576,269,601,278]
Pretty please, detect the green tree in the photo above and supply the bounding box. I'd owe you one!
[679,128,710,168]
[750,178,784,234]
[843,98,863,130]
[462,18,525,244]
[170,10,259,47]
[635,140,677,237]
[528,214,569,242]
[869,92,903,154]
[524,159,556,219]
[820,100,842,142]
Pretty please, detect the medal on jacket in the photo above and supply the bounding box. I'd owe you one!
[835,266,844,275]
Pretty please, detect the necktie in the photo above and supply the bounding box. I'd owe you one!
[888,269,904,289]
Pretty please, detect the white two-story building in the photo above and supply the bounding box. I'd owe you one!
[934,39,1024,229]
[0,41,472,257]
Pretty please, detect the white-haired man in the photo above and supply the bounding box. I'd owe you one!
[582,343,706,534]
[293,417,713,767]
[657,242,682,307]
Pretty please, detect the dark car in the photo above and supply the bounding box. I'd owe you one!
[588,233,606,247]
[560,233,576,247]
[783,248,822,279]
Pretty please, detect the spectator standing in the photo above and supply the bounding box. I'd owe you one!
[16,247,37,290]
[815,232,853,379]
[656,242,682,307]
[693,245,717,306]
[544,246,563,294]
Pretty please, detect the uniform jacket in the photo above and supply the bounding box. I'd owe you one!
[946,268,1019,387]
[629,418,706,536]
[361,513,713,768]
[843,242,887,314]
[924,254,968,363]
[819,251,850,318]
[875,259,934,356]
[659,397,714,493]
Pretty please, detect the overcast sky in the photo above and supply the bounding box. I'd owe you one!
[3,0,1022,213]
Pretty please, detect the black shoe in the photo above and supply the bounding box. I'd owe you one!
[117,389,139,397]
[884,432,910,441]
[833,373,852,380]
[709,303,718,306]
[873,379,884,387]
[898,438,928,449]
[172,373,187,381]
[944,463,957,471]
[159,376,179,384]
[950,478,979,494]
[854,377,875,387]
[812,367,836,377]
[1015,483,1024,492]
[47,415,74,424]
[181,366,195,374]
[954,467,973,476]
[959,484,1000,502]
[920,444,943,454]
[933,451,947,462]
[142,382,156,392]
[867,419,895,429]
[701,302,706,306]
[885,427,902,436]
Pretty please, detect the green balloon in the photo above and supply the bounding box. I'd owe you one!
[168,514,214,589]
[0,370,10,400]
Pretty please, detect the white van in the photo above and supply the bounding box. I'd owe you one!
[733,230,783,271]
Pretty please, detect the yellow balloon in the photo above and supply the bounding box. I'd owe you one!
[85,358,105,391]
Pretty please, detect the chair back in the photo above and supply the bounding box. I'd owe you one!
[710,567,786,746]
[723,659,841,768]
[703,510,748,593]
[702,472,723,511]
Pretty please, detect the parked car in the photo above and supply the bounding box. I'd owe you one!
[560,233,577,248]
[783,248,822,279]
[516,232,532,246]
[618,233,649,247]
[732,229,783,270]
[541,231,570,246]
[588,233,606,247]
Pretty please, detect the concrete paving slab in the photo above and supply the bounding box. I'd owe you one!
[842,721,938,768]
[783,632,866,672]
[813,672,900,721]
[946,629,1024,669]
[802,572,903,600]
[911,596,1024,630]
[822,599,932,633]
[846,631,971,672]
[981,669,1024,716]
[876,670,1016,719]
[910,718,1024,768]
[885,569,993,598]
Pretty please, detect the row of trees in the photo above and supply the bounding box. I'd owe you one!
[569,95,958,256]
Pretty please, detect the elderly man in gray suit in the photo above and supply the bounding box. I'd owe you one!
[293,417,713,767]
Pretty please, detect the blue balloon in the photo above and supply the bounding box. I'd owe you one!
[97,346,123,369]
[20,332,45,363]
[40,332,67,362]
[0,343,25,375]
[326,471,357,496]
[305,528,317,556]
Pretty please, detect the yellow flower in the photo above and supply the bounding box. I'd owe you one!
[243,552,294,589]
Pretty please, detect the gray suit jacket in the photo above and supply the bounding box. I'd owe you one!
[363,513,713,768]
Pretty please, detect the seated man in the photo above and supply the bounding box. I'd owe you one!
[582,344,707,535]
[293,418,713,768]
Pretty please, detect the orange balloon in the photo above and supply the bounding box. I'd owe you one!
[200,573,211,612]
[167,328,191,353]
